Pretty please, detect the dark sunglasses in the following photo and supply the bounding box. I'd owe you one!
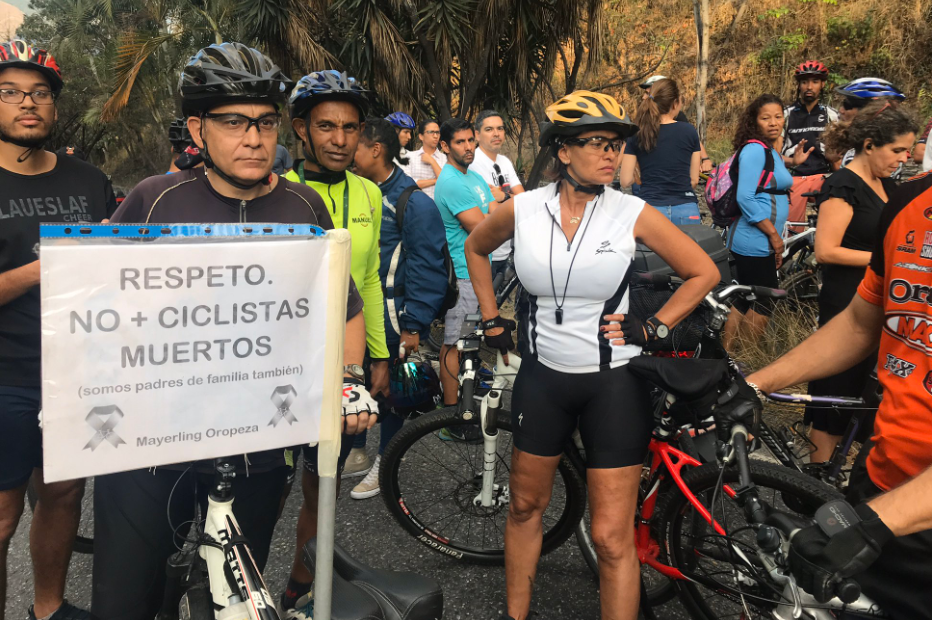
[492,162,506,187]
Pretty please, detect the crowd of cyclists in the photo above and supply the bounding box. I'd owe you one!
[0,33,931,620]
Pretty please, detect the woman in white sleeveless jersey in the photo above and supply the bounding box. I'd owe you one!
[464,91,720,620]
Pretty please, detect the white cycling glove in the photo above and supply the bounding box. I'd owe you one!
[342,378,379,419]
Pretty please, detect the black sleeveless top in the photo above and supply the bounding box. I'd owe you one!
[815,167,893,318]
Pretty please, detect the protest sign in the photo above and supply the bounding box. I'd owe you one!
[39,224,350,482]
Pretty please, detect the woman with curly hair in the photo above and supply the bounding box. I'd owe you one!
[724,94,800,348]
[804,100,917,462]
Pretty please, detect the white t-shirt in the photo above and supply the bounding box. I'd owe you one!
[400,147,446,198]
[513,183,645,373]
[469,147,523,261]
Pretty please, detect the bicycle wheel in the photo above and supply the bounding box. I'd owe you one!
[782,269,821,310]
[27,477,93,554]
[427,319,444,352]
[380,406,586,563]
[654,461,841,619]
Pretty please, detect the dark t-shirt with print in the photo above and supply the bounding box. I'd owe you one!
[0,155,117,387]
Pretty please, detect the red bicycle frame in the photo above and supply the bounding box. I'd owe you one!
[635,433,737,580]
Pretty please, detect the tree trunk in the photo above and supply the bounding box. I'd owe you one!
[693,0,710,143]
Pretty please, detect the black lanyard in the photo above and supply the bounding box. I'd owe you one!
[298,161,350,229]
[548,193,599,325]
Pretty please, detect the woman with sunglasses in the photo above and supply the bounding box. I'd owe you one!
[804,100,917,463]
[464,91,720,620]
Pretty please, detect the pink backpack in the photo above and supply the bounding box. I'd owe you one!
[705,139,777,228]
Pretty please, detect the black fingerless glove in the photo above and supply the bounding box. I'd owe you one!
[481,316,517,355]
[789,501,893,603]
[618,314,648,347]
[713,375,762,443]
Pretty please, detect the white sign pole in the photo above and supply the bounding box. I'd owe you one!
[313,229,352,620]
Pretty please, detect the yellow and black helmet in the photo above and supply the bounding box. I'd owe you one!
[539,90,637,147]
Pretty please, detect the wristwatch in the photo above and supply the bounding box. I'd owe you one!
[645,317,670,340]
[407,330,419,336]
[344,364,365,381]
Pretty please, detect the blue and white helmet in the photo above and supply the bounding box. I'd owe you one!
[289,70,370,120]
[835,78,905,101]
[385,112,415,129]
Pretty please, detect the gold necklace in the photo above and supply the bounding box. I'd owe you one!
[569,216,581,224]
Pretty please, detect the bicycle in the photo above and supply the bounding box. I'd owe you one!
[157,458,280,620]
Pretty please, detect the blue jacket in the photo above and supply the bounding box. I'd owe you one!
[378,167,449,346]
[728,142,793,257]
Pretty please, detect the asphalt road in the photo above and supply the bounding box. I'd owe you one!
[5,423,694,620]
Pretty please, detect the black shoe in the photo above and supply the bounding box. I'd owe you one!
[28,601,95,620]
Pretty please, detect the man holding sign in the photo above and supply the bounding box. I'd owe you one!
[88,43,377,620]
[0,40,116,620]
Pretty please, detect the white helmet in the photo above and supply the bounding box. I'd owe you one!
[639,75,668,90]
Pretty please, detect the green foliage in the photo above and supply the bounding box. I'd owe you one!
[826,14,874,47]
[757,31,808,65]
[758,6,791,20]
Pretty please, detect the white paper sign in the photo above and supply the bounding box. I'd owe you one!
[40,231,343,482]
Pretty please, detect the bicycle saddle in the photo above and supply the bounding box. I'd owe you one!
[301,540,385,620]
[628,356,729,401]
[304,539,443,620]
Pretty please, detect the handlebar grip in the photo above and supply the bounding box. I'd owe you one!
[836,578,861,604]
[749,285,787,299]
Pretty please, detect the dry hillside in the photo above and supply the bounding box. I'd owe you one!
[590,0,932,160]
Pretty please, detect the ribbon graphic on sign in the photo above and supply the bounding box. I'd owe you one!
[84,405,127,451]
[270,385,298,426]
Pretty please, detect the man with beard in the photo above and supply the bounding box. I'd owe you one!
[434,118,497,409]
[781,60,839,224]
[0,39,115,620]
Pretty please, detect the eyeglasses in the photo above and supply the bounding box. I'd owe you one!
[564,136,624,153]
[422,130,440,135]
[492,162,506,186]
[203,112,282,136]
[0,88,56,105]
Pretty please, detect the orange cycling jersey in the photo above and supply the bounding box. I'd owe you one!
[857,170,932,491]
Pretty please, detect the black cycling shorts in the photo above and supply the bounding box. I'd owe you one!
[845,455,932,619]
[302,433,354,474]
[92,465,289,620]
[510,356,652,468]
[731,252,779,317]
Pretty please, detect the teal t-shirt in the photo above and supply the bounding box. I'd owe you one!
[434,164,495,278]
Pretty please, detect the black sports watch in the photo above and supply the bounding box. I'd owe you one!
[645,316,669,340]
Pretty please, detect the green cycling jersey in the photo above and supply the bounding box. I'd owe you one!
[285,161,389,359]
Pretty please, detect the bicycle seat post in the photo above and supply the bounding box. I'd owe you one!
[210,458,236,502]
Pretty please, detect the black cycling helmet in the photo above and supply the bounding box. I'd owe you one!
[179,42,292,117]
[168,117,192,152]
[289,70,370,121]
[0,39,63,94]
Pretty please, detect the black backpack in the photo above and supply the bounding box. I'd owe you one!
[388,186,459,320]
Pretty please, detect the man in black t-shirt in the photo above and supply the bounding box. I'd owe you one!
[780,60,839,225]
[0,39,115,620]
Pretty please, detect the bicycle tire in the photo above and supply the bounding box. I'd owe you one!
[782,269,821,309]
[654,461,841,620]
[380,406,587,564]
[27,477,94,555]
